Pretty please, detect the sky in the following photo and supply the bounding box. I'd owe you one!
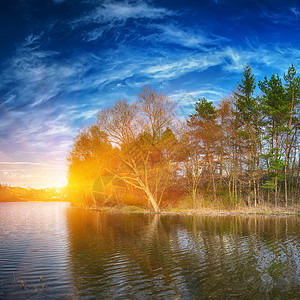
[0,0,300,188]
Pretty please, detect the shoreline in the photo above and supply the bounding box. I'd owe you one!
[89,205,300,217]
[1,200,299,216]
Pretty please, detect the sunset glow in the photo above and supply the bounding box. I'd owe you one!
[0,161,67,188]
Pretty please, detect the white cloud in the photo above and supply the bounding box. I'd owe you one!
[74,0,175,41]
[101,1,171,20]
[73,109,97,121]
[172,88,225,100]
[221,47,244,72]
[148,23,228,49]
[85,27,105,42]
[144,52,223,80]
[24,32,44,48]
[74,0,174,27]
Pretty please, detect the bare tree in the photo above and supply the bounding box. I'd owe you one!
[95,86,177,212]
[97,99,139,146]
[138,85,176,143]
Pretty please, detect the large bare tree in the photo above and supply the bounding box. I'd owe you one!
[96,86,177,212]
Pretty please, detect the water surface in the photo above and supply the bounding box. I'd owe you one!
[0,202,299,299]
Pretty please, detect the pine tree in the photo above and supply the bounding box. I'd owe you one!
[188,98,220,201]
[259,74,289,206]
[234,64,260,206]
[283,65,300,206]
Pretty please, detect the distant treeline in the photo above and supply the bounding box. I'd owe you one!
[67,64,300,212]
[0,184,64,202]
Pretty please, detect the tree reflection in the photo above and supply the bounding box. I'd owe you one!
[65,210,300,298]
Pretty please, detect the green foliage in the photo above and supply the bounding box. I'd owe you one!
[188,97,216,124]
[259,74,288,126]
[262,180,275,190]
[284,64,300,102]
[234,63,258,124]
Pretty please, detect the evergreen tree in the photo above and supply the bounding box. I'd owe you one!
[235,64,257,124]
[259,74,289,206]
[234,64,260,206]
[188,98,220,201]
[283,65,300,206]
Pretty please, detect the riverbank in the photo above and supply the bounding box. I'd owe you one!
[2,198,298,216]
[90,204,300,217]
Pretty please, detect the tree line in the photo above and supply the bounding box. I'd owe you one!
[0,184,63,202]
[67,64,300,212]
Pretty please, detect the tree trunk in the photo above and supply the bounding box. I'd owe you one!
[275,131,279,207]
[144,187,160,213]
[254,178,257,207]
[284,165,288,207]
[275,176,278,207]
[208,150,217,201]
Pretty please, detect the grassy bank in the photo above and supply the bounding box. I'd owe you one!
[90,203,300,216]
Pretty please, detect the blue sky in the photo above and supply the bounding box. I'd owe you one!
[0,0,300,188]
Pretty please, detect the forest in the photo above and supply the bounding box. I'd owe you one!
[67,64,300,212]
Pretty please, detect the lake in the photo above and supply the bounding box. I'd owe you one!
[0,202,299,299]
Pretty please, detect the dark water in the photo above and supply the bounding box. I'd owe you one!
[0,202,299,299]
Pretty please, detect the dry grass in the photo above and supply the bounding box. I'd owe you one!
[91,202,299,216]
[161,205,299,216]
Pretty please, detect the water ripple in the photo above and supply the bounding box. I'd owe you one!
[1,203,300,299]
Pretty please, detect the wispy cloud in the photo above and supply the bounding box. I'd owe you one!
[143,47,240,80]
[85,27,106,42]
[171,87,227,116]
[75,0,174,25]
[74,0,175,42]
[147,23,228,49]
[23,32,45,48]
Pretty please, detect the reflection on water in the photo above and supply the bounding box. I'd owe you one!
[0,202,73,299]
[66,209,300,299]
[0,202,299,299]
